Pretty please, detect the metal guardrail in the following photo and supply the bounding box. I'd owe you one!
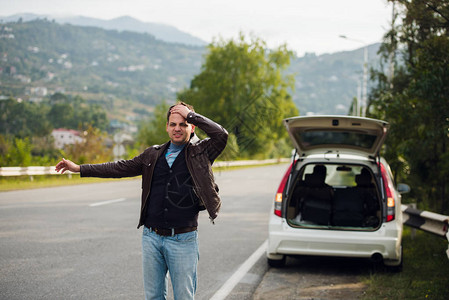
[401,204,449,237]
[401,204,449,259]
[213,158,289,168]
[0,166,74,177]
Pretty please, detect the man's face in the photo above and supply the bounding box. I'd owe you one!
[166,113,195,145]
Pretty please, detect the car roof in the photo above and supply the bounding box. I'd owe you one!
[284,115,389,157]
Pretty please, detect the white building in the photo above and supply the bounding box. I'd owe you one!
[51,128,83,149]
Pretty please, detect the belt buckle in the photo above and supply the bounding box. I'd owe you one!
[153,227,175,236]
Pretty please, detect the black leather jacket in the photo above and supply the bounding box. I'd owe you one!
[80,111,228,228]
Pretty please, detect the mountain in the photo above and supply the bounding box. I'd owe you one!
[0,19,205,125]
[291,44,381,115]
[0,13,207,46]
[0,18,382,127]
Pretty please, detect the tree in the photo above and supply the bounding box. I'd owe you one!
[0,136,32,166]
[65,125,113,164]
[369,0,449,213]
[48,102,75,129]
[49,92,68,104]
[177,33,298,158]
[0,99,51,138]
[47,95,108,131]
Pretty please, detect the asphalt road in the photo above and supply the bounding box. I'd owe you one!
[0,163,289,300]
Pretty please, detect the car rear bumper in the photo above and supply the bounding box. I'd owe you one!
[267,217,402,261]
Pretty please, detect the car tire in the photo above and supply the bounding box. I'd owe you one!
[267,255,286,268]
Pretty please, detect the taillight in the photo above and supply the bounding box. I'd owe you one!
[274,163,293,217]
[380,163,395,222]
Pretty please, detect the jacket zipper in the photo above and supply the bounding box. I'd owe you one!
[185,147,215,224]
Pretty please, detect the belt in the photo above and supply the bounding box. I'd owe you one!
[149,226,197,237]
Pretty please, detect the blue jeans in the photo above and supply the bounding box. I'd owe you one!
[142,226,199,300]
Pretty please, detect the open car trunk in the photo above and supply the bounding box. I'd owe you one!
[286,163,382,230]
[283,115,389,158]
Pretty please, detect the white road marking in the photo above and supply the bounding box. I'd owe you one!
[210,239,268,300]
[89,198,126,207]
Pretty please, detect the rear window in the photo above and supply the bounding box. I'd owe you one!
[297,130,377,149]
[300,164,365,187]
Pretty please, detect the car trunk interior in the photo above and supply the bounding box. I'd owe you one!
[286,163,382,230]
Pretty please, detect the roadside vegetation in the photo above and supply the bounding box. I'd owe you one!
[368,0,449,214]
[0,94,112,167]
[360,3,449,295]
[362,227,449,299]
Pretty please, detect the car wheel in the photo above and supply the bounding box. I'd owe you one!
[267,255,286,268]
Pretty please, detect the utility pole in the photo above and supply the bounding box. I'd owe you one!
[388,2,396,88]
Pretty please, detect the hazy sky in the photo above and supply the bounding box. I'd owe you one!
[1,0,394,56]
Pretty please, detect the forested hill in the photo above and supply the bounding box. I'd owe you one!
[0,19,205,123]
[0,19,380,124]
[291,44,380,115]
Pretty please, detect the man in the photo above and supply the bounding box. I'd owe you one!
[55,102,228,300]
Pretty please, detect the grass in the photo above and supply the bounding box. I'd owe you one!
[362,227,449,299]
[0,174,138,191]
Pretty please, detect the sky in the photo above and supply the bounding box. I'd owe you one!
[1,0,394,56]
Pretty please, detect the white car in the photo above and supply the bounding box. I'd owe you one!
[267,116,410,271]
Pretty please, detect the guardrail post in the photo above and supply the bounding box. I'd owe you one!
[447,232,449,260]
[410,203,417,240]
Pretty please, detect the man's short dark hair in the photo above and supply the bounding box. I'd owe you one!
[167,102,195,122]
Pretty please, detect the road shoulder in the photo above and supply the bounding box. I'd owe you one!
[252,256,369,299]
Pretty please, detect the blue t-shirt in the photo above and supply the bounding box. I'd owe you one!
[165,143,186,167]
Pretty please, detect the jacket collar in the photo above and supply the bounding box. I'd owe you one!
[189,133,200,145]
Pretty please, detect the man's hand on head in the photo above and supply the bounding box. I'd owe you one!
[170,104,191,120]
